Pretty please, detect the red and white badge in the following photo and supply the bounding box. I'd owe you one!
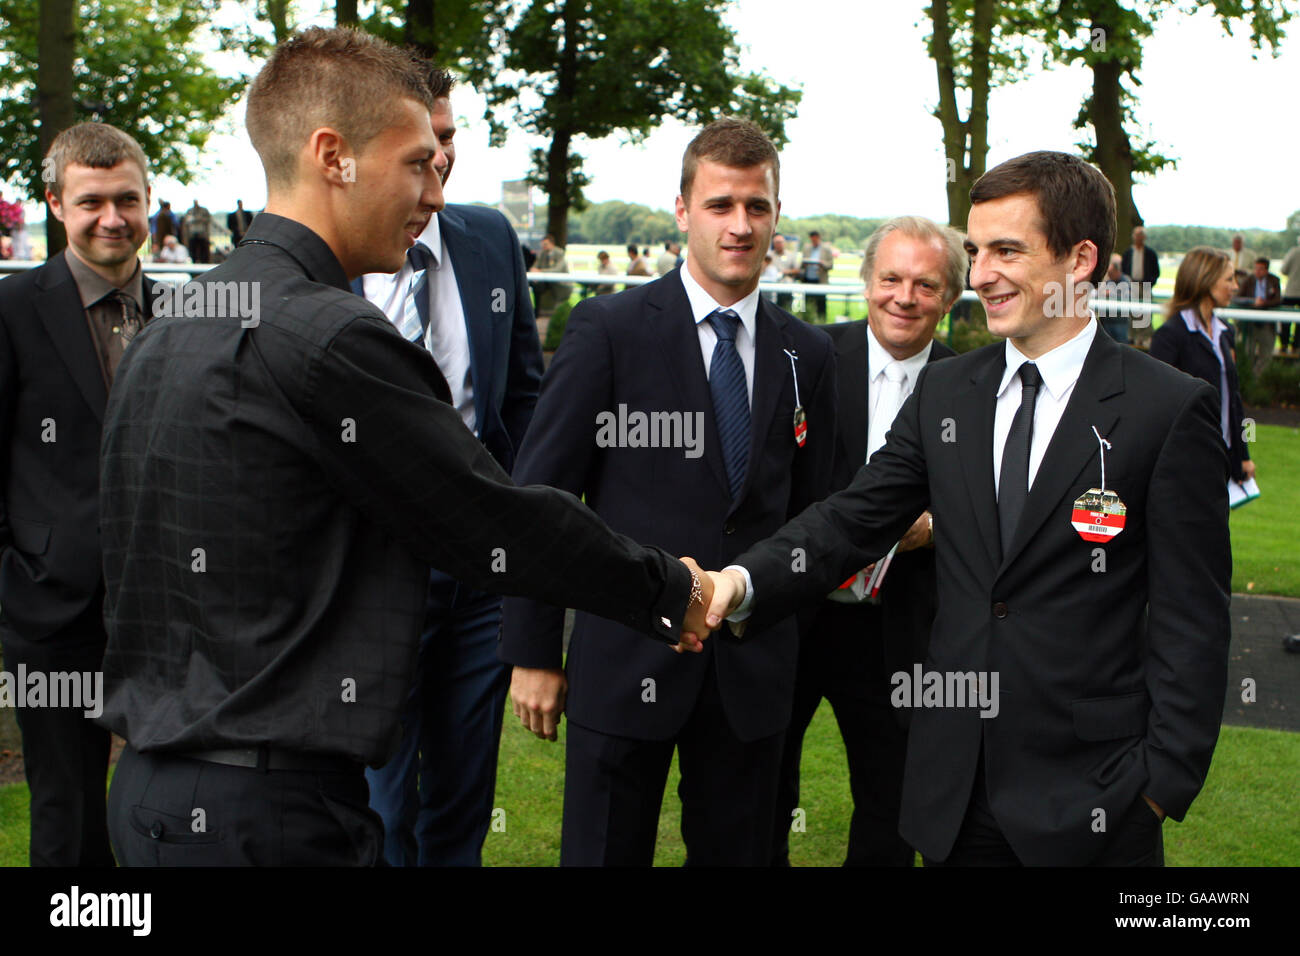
[785,349,807,447]
[1071,425,1125,542]
[1071,488,1126,542]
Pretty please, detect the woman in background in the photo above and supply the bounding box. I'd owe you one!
[1150,246,1255,483]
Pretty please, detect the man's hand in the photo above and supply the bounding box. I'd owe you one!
[1241,460,1256,481]
[510,666,567,741]
[1142,794,1166,821]
[897,510,933,553]
[677,557,715,652]
[701,567,747,631]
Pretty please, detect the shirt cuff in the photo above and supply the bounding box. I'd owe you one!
[721,564,754,621]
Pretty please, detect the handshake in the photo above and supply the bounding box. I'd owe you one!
[674,557,747,653]
[510,556,749,741]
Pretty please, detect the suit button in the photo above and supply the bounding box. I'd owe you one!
[992,601,1008,619]
[149,821,164,839]
[724,523,736,535]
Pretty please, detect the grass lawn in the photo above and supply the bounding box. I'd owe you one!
[1229,423,1300,597]
[5,709,1286,867]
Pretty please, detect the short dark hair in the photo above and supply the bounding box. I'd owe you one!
[809,230,820,238]
[44,122,149,200]
[680,117,779,201]
[627,244,638,255]
[424,64,455,101]
[1255,256,1270,267]
[247,27,434,191]
[970,150,1116,284]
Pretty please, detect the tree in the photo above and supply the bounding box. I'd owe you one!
[0,0,248,254]
[925,0,1048,228]
[1049,0,1291,246]
[462,0,801,246]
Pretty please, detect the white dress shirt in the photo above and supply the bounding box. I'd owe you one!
[362,214,476,433]
[678,261,759,405]
[866,324,933,459]
[993,317,1097,497]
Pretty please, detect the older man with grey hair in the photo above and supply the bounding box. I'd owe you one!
[772,214,965,866]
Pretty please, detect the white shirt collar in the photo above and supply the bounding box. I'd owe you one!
[413,214,443,269]
[1179,307,1227,342]
[679,260,760,341]
[998,316,1098,401]
[865,322,933,386]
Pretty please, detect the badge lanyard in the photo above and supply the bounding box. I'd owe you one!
[1070,425,1127,543]
[784,348,807,447]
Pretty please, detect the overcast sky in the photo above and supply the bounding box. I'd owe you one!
[23,0,1300,231]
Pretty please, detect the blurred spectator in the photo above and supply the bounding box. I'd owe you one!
[626,243,651,278]
[800,230,834,321]
[182,200,212,263]
[760,252,781,304]
[10,222,31,260]
[1150,246,1253,483]
[595,250,618,295]
[530,233,571,315]
[0,235,11,260]
[155,234,191,263]
[771,234,798,311]
[1227,234,1257,280]
[1280,236,1300,352]
[1096,253,1133,344]
[1119,226,1159,304]
[655,240,681,275]
[227,199,254,246]
[151,200,179,248]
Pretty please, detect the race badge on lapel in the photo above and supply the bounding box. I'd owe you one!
[1071,488,1126,542]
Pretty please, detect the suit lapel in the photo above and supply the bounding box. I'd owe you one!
[36,253,107,422]
[837,325,869,467]
[652,275,730,497]
[957,349,1004,570]
[999,329,1124,573]
[739,299,790,513]
[439,208,493,434]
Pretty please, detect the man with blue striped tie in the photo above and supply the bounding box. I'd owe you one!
[500,118,837,866]
[354,66,544,866]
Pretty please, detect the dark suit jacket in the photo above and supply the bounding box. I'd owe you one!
[735,327,1231,864]
[499,269,837,742]
[1235,271,1282,309]
[823,320,954,681]
[1120,246,1159,290]
[349,205,541,473]
[0,252,158,640]
[1149,310,1250,480]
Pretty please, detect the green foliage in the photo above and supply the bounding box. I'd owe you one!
[1229,424,1300,597]
[951,320,999,353]
[542,299,573,351]
[569,200,678,245]
[1239,358,1300,406]
[456,0,801,237]
[0,0,247,201]
[1145,224,1293,258]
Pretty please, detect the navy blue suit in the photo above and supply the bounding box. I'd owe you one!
[499,269,836,865]
[358,203,543,865]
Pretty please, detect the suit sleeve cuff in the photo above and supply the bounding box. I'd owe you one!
[722,565,754,621]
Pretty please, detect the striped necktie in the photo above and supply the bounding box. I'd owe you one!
[707,308,750,499]
[401,244,432,346]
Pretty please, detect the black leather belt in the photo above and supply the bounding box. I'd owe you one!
[179,745,361,774]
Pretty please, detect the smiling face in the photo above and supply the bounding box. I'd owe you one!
[47,160,149,282]
[341,96,443,275]
[430,96,457,186]
[866,231,952,360]
[965,192,1096,358]
[674,159,779,305]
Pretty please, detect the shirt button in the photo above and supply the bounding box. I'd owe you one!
[149,821,164,839]
[992,601,1009,619]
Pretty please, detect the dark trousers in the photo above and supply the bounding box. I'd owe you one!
[0,608,114,867]
[773,600,914,866]
[1279,299,1300,350]
[776,293,794,313]
[923,749,1164,867]
[560,655,784,866]
[365,571,508,866]
[188,235,210,264]
[807,286,827,322]
[108,744,380,865]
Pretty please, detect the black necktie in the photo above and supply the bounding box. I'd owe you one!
[998,362,1042,555]
[706,308,750,499]
[109,290,144,344]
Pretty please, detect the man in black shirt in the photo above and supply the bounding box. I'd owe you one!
[98,27,711,866]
